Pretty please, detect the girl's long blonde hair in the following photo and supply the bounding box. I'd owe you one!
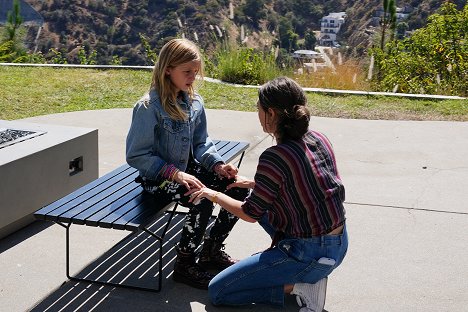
[151,38,204,120]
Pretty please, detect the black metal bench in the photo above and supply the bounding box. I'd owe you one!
[34,140,249,292]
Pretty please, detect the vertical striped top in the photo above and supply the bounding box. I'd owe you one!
[242,130,346,237]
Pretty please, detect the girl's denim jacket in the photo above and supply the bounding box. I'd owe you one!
[126,89,223,181]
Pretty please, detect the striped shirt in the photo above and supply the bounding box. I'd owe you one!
[242,130,346,237]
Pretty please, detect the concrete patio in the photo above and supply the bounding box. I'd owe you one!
[1,108,467,311]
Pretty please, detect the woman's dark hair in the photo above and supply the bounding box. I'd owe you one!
[258,76,310,143]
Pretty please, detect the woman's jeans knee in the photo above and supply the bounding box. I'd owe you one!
[208,224,348,307]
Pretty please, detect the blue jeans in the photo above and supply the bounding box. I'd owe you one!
[208,216,348,307]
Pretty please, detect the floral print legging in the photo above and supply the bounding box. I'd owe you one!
[138,158,249,254]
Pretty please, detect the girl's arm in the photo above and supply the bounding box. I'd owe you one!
[191,96,224,170]
[126,101,166,180]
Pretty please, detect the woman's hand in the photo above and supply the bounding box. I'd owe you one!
[227,175,255,190]
[214,163,238,179]
[173,171,205,190]
[186,186,257,223]
[185,187,218,204]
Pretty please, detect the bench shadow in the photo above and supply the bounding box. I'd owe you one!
[29,212,305,312]
[0,220,53,253]
[30,212,200,311]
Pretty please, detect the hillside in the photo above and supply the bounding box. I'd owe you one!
[17,0,466,65]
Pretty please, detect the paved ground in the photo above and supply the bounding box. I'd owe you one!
[1,108,467,311]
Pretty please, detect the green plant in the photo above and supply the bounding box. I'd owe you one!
[372,2,468,97]
[49,48,68,64]
[1,0,26,61]
[110,55,123,65]
[4,0,23,42]
[77,46,97,65]
[139,33,158,65]
[13,52,46,64]
[213,45,286,85]
[0,40,16,62]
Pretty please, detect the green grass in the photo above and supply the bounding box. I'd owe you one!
[1,66,467,121]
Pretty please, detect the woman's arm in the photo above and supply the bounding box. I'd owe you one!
[227,175,255,190]
[186,187,256,223]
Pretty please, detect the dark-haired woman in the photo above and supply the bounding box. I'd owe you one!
[187,77,348,311]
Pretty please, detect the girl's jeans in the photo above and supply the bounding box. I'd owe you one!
[139,158,248,254]
[208,215,348,307]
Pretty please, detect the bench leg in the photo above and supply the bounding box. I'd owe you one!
[236,151,246,168]
[55,206,180,293]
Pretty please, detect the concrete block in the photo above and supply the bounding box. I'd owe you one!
[0,120,98,239]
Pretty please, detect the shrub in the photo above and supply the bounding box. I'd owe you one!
[372,2,468,96]
[213,45,286,85]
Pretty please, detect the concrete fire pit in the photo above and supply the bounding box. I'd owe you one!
[0,120,98,239]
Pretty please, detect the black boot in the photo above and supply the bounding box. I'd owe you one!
[172,249,214,289]
[199,237,238,270]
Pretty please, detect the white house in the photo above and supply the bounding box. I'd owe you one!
[319,12,346,47]
[371,6,412,27]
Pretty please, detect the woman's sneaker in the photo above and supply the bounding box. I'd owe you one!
[291,278,327,312]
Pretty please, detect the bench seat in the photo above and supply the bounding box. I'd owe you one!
[34,139,249,292]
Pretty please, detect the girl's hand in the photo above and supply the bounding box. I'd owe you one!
[227,175,255,190]
[173,171,205,190]
[214,163,238,179]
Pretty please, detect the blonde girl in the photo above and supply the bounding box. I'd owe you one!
[126,39,248,289]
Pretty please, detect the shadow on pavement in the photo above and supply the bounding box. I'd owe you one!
[29,212,302,312]
[0,220,53,253]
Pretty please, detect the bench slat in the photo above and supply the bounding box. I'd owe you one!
[216,141,248,163]
[123,200,171,231]
[34,164,133,220]
[56,171,139,223]
[97,192,153,229]
[109,194,160,230]
[71,181,141,224]
[38,168,134,221]
[84,186,144,227]
[37,167,136,222]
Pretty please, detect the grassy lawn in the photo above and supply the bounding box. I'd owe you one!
[1,66,467,121]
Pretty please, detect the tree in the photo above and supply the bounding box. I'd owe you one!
[0,0,26,62]
[380,0,397,50]
[304,30,317,50]
[4,0,23,41]
[278,16,298,52]
[242,0,266,27]
[372,3,468,96]
[395,22,409,40]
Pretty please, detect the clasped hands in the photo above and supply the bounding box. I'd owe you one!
[186,175,254,205]
[172,163,253,204]
[172,163,236,193]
